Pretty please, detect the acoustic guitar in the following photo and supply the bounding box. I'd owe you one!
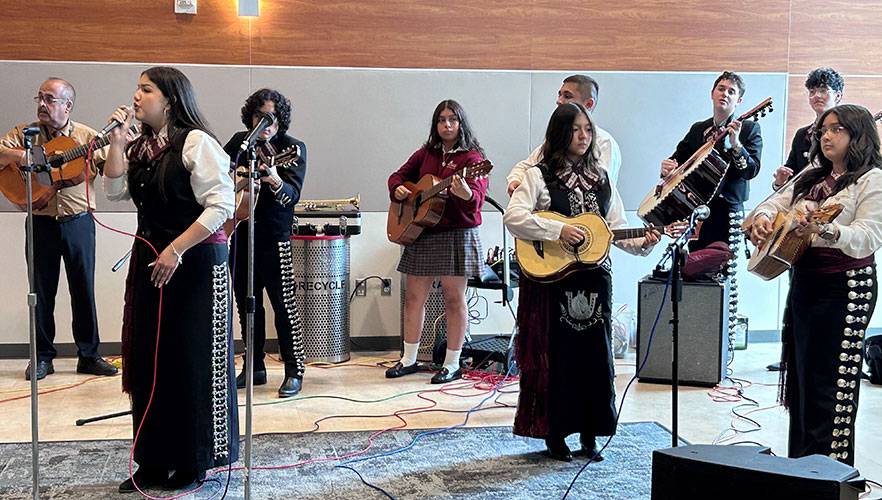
[638,98,774,227]
[747,204,843,280]
[0,129,131,210]
[386,160,493,245]
[514,211,672,282]
[223,144,301,236]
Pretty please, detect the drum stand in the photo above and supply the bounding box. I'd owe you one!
[22,128,48,500]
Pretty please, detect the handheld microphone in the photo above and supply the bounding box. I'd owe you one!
[96,119,123,139]
[22,126,40,136]
[239,111,275,152]
[693,205,711,221]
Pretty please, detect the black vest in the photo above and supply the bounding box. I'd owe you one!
[129,128,205,245]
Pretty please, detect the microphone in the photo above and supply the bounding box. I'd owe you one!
[693,205,710,221]
[239,111,275,152]
[22,126,40,136]
[96,119,123,139]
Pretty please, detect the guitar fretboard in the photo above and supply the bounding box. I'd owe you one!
[50,126,139,165]
[612,227,650,240]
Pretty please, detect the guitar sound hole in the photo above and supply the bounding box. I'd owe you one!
[563,227,591,253]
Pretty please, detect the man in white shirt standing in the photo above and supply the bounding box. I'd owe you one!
[506,74,622,195]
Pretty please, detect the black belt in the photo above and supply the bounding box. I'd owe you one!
[35,212,89,223]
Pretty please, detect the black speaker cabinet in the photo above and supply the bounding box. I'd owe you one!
[652,445,864,500]
[636,276,728,387]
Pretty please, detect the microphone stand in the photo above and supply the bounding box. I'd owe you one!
[653,212,699,448]
[240,143,259,500]
[22,129,46,500]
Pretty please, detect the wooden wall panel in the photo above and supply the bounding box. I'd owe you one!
[248,0,532,69]
[789,0,882,76]
[530,0,790,72]
[0,0,250,65]
[784,76,882,164]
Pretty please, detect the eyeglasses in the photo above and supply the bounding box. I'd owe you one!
[806,87,835,98]
[816,124,847,138]
[33,94,69,105]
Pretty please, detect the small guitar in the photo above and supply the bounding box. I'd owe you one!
[514,211,671,282]
[0,128,136,210]
[386,160,493,245]
[223,144,301,236]
[747,204,843,280]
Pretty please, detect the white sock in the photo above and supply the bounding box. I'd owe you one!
[401,341,420,367]
[443,348,462,373]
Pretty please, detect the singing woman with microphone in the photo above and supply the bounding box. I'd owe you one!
[223,88,307,398]
[103,66,239,493]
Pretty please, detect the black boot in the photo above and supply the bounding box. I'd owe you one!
[236,357,267,389]
[278,363,303,398]
[544,437,573,462]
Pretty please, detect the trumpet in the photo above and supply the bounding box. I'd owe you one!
[295,193,360,212]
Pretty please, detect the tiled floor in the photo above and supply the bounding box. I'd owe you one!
[1,343,880,486]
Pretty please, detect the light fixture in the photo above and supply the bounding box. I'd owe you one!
[238,0,258,17]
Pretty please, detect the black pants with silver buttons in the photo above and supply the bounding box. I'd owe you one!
[784,264,876,466]
[231,227,305,378]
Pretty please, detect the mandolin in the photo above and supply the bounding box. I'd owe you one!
[0,128,135,210]
[386,160,493,246]
[747,204,843,280]
[514,211,675,282]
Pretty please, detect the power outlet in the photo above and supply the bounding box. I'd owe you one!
[354,278,367,297]
[381,278,392,296]
[174,0,197,14]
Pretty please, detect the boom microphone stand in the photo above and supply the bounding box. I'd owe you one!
[653,205,708,447]
[22,127,47,500]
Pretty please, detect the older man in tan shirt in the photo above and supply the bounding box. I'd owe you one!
[0,78,117,380]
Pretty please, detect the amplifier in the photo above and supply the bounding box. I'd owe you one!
[636,276,729,387]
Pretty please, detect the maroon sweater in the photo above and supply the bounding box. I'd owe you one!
[388,146,488,231]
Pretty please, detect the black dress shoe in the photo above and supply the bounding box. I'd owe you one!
[545,438,573,462]
[385,362,419,379]
[77,357,118,376]
[430,366,462,384]
[119,466,168,493]
[576,437,604,461]
[164,469,205,490]
[278,376,302,398]
[236,369,267,389]
[24,360,54,381]
[767,362,782,372]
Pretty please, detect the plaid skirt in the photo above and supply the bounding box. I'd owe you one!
[398,227,486,277]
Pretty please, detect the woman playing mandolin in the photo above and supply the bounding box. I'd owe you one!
[748,104,882,466]
[503,102,659,462]
[385,99,488,384]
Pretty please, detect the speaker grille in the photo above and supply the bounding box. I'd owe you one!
[636,276,729,386]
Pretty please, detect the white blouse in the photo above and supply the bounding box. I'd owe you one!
[104,127,234,234]
[503,166,649,256]
[753,167,882,259]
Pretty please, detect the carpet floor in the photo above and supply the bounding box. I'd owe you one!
[0,421,684,500]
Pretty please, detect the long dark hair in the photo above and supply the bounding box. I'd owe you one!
[139,66,216,141]
[540,102,600,185]
[423,99,484,157]
[240,88,292,137]
[793,104,882,202]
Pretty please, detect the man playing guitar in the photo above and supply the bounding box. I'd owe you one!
[0,78,118,381]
